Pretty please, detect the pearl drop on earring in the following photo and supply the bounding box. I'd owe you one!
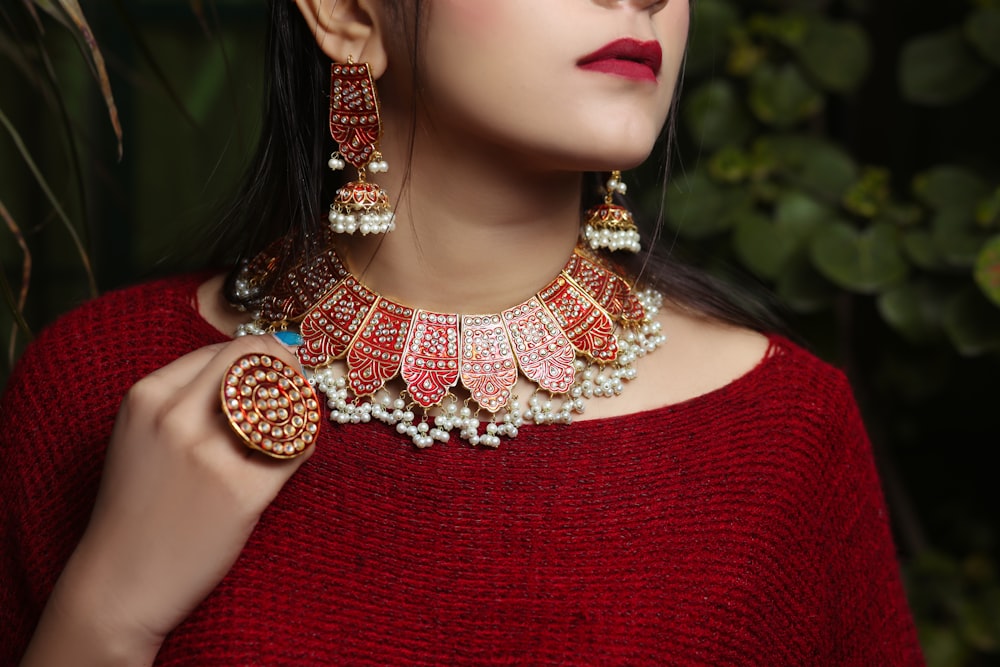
[582,170,641,254]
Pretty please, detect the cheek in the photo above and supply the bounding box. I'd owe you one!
[424,0,506,48]
[418,3,540,121]
[657,0,691,78]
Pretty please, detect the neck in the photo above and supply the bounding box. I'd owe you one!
[336,123,585,314]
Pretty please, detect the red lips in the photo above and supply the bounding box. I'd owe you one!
[578,38,662,82]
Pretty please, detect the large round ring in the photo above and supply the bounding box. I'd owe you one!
[221,353,321,459]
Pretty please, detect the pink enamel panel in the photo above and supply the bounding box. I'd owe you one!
[460,315,517,413]
[401,310,460,408]
[502,297,576,394]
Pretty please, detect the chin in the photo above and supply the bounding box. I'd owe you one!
[573,121,668,170]
[574,142,661,172]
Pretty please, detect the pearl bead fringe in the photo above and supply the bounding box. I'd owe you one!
[239,288,667,448]
[327,208,396,235]
[327,152,394,235]
[583,224,642,253]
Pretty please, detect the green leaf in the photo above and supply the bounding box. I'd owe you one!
[956,586,1000,652]
[877,282,949,344]
[0,105,97,297]
[732,215,792,280]
[966,7,1000,68]
[843,167,891,218]
[794,18,871,93]
[708,146,753,183]
[749,63,824,129]
[932,210,992,268]
[902,230,948,271]
[748,13,808,48]
[775,258,835,313]
[810,221,909,293]
[916,625,970,667]
[683,80,753,150]
[733,192,831,279]
[913,166,990,214]
[776,191,835,227]
[663,171,753,240]
[727,30,766,77]
[34,0,123,157]
[687,0,741,77]
[759,135,859,200]
[944,289,1000,356]
[974,235,1000,308]
[976,187,1000,228]
[880,203,923,228]
[900,29,991,106]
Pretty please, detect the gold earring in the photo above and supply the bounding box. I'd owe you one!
[583,171,640,253]
[327,59,394,235]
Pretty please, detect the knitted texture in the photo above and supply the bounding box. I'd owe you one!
[0,276,924,665]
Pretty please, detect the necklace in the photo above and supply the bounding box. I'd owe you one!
[233,242,666,448]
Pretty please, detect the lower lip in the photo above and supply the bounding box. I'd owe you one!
[579,59,657,83]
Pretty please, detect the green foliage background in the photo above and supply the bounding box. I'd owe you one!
[664,2,1000,664]
[2,1,999,664]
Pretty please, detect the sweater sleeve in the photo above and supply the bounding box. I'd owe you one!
[820,376,924,665]
[0,306,130,663]
[0,275,223,664]
[0,406,40,664]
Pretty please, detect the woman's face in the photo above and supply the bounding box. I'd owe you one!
[383,0,689,173]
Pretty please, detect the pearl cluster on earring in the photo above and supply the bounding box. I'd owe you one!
[366,152,389,173]
[327,151,388,175]
[327,184,396,235]
[583,170,642,254]
[607,172,628,197]
[327,151,395,235]
[327,152,346,171]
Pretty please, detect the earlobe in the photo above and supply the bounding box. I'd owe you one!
[292,0,388,77]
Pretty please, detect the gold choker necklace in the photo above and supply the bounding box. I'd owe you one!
[233,243,666,447]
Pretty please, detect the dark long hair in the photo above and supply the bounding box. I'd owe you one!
[220,0,786,334]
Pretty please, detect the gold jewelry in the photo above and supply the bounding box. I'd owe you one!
[583,171,641,253]
[234,242,666,449]
[221,353,321,459]
[327,60,394,235]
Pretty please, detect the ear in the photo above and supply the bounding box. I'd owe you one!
[293,0,388,78]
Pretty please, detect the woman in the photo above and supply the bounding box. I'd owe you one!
[2,0,923,664]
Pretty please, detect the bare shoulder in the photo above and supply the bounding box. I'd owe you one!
[580,302,772,421]
[654,304,771,396]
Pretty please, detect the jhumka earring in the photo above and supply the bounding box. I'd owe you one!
[583,170,641,253]
[327,59,394,235]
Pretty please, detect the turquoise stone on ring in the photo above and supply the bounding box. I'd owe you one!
[273,330,304,347]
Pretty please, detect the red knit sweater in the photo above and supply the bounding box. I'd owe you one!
[1,275,924,665]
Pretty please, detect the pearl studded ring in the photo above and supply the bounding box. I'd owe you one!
[221,353,321,459]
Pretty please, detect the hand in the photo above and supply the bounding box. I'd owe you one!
[20,336,314,666]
